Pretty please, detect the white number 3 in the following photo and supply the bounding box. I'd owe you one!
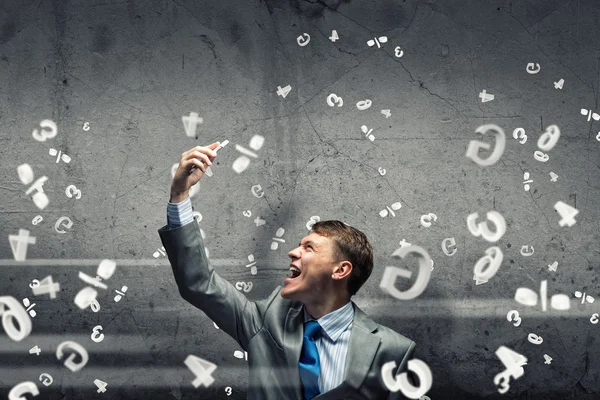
[466,211,506,243]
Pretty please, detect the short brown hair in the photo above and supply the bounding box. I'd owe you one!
[310,220,373,296]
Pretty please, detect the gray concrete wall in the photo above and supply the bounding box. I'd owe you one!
[1,0,599,399]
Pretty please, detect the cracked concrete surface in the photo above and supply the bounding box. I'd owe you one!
[1,0,600,398]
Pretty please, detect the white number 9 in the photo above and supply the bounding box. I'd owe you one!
[466,211,506,242]
[8,381,39,400]
[0,296,32,342]
[473,246,504,281]
[56,341,89,372]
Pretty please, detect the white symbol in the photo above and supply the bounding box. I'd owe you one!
[380,202,402,217]
[182,112,204,138]
[399,239,411,248]
[528,333,543,345]
[327,93,343,107]
[29,345,41,355]
[297,33,310,46]
[381,109,391,118]
[473,246,503,283]
[271,227,285,250]
[538,124,560,151]
[184,355,217,388]
[32,119,58,142]
[553,79,564,89]
[474,275,488,285]
[83,122,90,131]
[225,387,233,396]
[31,275,60,299]
[254,217,266,226]
[367,36,388,48]
[114,286,128,302]
[394,46,404,58]
[39,373,53,386]
[235,281,253,292]
[49,148,71,164]
[91,325,104,343]
[420,213,437,228]
[378,167,386,176]
[547,261,558,272]
[493,345,528,394]
[94,379,108,393]
[32,215,43,225]
[544,354,553,364]
[520,245,534,256]
[306,216,320,231]
[153,246,166,258]
[65,184,82,199]
[549,172,559,182]
[380,359,432,397]
[54,216,73,234]
[514,279,570,312]
[243,210,252,217]
[233,135,264,174]
[8,382,39,400]
[380,245,433,300]
[246,254,258,275]
[506,310,521,327]
[276,85,292,98]
[329,30,339,42]
[234,350,248,360]
[534,150,549,162]
[74,259,117,312]
[554,200,579,227]
[465,124,506,166]
[591,313,599,324]
[575,290,595,304]
[56,341,89,372]
[8,229,36,261]
[361,125,375,141]
[581,108,600,122]
[522,172,533,191]
[478,89,494,102]
[0,296,33,341]
[22,298,36,317]
[251,184,264,198]
[29,280,40,289]
[512,128,527,144]
[526,62,540,74]
[356,99,372,110]
[441,237,457,256]
[17,164,49,210]
[597,131,600,141]
[466,211,506,243]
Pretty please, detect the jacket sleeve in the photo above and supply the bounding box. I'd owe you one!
[386,340,418,400]
[158,221,279,351]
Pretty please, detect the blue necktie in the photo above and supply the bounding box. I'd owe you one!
[299,320,322,400]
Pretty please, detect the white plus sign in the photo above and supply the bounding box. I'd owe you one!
[8,229,36,261]
[399,239,411,248]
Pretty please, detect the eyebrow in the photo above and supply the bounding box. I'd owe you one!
[299,240,318,248]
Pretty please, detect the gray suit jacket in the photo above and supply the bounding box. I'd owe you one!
[158,221,416,399]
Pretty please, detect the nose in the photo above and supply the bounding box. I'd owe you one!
[288,245,301,260]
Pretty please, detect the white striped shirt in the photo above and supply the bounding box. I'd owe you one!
[303,301,354,393]
[166,198,355,393]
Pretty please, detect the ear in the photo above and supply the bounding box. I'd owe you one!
[332,261,352,280]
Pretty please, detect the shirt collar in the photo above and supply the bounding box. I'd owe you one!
[303,301,354,343]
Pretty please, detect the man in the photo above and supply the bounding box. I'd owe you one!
[158,143,416,399]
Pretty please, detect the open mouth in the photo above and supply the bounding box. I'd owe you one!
[289,265,301,279]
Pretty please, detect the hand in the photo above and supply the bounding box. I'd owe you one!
[170,142,219,201]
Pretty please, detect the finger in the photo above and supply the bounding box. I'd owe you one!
[186,158,207,173]
[188,150,213,166]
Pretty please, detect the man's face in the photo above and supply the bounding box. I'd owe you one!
[281,232,339,302]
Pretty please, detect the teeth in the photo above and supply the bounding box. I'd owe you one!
[289,266,300,274]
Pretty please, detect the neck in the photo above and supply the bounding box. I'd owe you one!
[305,295,350,319]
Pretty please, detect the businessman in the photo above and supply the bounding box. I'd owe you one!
[158,142,416,399]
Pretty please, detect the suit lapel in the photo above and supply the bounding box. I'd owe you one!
[284,304,305,400]
[341,302,381,391]
[313,302,381,399]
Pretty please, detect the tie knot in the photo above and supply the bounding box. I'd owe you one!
[304,320,322,340]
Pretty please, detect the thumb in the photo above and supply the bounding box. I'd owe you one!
[209,141,220,149]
